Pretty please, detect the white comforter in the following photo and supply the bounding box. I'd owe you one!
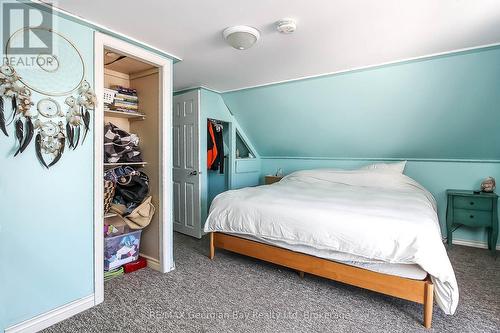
[204,169,459,315]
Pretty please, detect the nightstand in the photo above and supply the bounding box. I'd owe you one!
[264,175,283,185]
[446,190,498,253]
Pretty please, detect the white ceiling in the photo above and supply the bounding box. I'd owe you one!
[56,0,500,92]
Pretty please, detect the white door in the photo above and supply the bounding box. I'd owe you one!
[173,91,202,238]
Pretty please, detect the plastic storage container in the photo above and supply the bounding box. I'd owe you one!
[104,230,142,271]
[103,88,117,104]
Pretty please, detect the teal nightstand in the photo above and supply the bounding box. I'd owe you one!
[446,190,498,253]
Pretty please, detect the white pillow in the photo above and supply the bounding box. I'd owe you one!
[360,161,407,174]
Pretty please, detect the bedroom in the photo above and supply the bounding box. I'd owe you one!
[0,0,499,332]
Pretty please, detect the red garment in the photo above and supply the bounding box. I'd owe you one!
[207,122,218,168]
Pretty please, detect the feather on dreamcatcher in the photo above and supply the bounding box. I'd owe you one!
[34,120,65,168]
[0,64,35,156]
[66,80,96,149]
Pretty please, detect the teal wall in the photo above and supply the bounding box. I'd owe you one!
[221,46,500,247]
[223,46,500,159]
[0,1,94,330]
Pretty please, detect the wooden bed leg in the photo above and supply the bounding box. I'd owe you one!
[423,281,434,329]
[209,232,215,260]
[298,271,305,279]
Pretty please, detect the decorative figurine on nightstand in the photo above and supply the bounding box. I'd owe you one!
[481,177,496,193]
[276,168,284,177]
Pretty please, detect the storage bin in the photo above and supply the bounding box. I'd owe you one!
[103,88,117,104]
[104,215,128,237]
[104,230,142,271]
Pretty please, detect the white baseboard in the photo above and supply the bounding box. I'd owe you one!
[4,295,94,333]
[452,238,500,250]
[139,253,162,271]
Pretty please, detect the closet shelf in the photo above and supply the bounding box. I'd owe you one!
[104,162,148,168]
[104,110,146,120]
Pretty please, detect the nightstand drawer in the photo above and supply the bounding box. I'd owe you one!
[453,209,492,227]
[453,196,492,211]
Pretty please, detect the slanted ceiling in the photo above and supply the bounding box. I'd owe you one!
[55,0,500,92]
[222,46,500,160]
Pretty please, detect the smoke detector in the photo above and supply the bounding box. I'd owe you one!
[276,18,297,34]
[223,26,260,50]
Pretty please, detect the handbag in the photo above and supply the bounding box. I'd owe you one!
[111,196,155,230]
[114,171,150,209]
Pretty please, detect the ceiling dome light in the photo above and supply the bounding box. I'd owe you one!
[223,26,260,50]
[276,18,297,34]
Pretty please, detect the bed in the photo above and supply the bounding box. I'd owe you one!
[204,167,459,328]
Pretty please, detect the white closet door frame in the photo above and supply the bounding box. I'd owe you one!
[93,32,174,305]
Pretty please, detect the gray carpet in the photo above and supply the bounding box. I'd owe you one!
[45,233,499,333]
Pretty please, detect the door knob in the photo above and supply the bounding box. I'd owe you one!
[189,170,199,176]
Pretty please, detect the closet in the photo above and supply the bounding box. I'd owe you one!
[172,89,260,239]
[207,119,229,205]
[174,90,236,239]
[102,49,163,272]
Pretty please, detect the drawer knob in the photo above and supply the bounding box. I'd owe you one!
[470,215,474,219]
[470,202,474,205]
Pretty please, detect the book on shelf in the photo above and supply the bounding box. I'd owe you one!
[107,108,144,115]
[111,105,138,111]
[113,100,138,107]
[111,85,137,95]
[103,86,141,115]
[115,93,138,101]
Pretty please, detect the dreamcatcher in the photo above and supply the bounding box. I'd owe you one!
[1,28,97,168]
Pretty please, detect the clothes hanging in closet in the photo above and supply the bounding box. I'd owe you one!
[207,120,224,174]
[207,121,218,170]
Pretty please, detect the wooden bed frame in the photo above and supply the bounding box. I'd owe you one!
[209,232,434,328]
